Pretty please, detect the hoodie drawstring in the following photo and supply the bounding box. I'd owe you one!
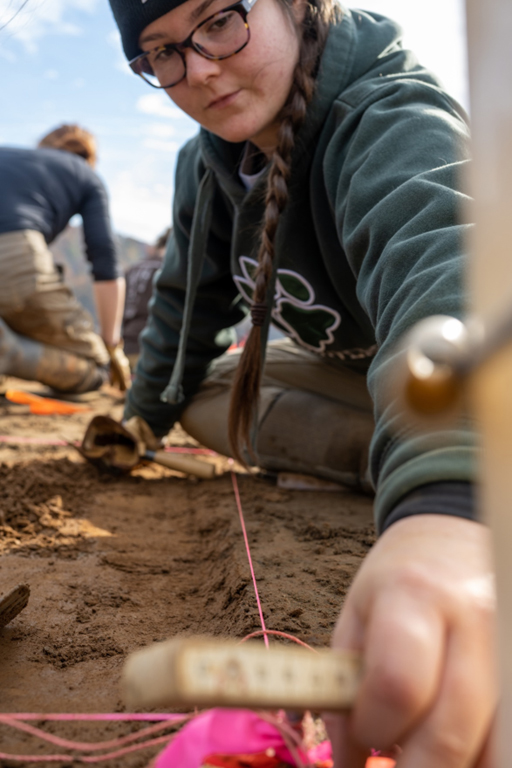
[160,167,215,405]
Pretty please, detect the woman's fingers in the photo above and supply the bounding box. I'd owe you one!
[474,723,495,768]
[351,584,445,749]
[327,600,369,768]
[396,598,496,768]
[325,712,369,768]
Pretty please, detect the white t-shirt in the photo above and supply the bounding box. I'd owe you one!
[238,142,268,191]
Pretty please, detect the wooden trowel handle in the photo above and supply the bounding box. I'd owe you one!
[145,449,216,479]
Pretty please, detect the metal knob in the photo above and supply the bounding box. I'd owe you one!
[391,316,473,426]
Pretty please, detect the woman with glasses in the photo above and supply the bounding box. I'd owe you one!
[109,0,495,764]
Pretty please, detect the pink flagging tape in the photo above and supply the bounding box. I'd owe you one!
[257,711,311,768]
[230,467,269,649]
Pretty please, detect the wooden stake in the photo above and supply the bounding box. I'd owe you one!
[0,584,30,628]
[466,0,512,762]
[145,450,216,479]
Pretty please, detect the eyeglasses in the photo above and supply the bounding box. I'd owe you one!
[129,0,258,89]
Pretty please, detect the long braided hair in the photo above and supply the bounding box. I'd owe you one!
[228,0,337,464]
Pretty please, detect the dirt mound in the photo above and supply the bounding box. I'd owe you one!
[0,458,117,553]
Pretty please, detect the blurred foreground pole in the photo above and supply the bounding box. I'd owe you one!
[466,0,512,762]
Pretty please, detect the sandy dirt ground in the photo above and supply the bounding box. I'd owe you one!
[0,378,374,767]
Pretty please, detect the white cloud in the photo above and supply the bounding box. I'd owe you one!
[109,170,173,242]
[145,123,176,138]
[106,28,120,47]
[106,27,131,75]
[143,138,179,152]
[0,0,98,53]
[347,0,468,108]
[136,92,183,120]
[43,68,59,79]
[0,46,16,61]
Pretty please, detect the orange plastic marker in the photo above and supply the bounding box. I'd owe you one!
[366,758,395,768]
[5,389,90,415]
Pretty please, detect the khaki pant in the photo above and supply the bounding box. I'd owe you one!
[0,230,109,366]
[181,339,375,491]
[127,353,139,373]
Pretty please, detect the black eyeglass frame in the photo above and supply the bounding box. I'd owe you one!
[129,0,258,89]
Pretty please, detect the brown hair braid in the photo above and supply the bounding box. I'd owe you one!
[228,0,337,464]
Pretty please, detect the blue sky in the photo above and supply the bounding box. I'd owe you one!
[1,0,467,243]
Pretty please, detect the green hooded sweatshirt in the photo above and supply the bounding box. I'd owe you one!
[125,6,475,532]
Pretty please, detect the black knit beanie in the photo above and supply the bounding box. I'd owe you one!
[109,0,188,61]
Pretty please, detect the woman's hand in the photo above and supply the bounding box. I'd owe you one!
[327,514,497,768]
[106,340,132,391]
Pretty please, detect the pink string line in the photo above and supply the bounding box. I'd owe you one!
[240,629,317,652]
[1,714,183,721]
[0,435,69,445]
[0,733,178,763]
[0,715,189,751]
[164,446,216,455]
[0,444,314,762]
[230,468,269,649]
[258,712,311,768]
[0,435,216,455]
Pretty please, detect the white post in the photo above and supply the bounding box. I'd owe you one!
[466,0,512,762]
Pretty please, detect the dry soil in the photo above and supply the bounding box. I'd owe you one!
[0,378,374,767]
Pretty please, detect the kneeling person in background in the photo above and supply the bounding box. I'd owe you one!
[0,124,130,393]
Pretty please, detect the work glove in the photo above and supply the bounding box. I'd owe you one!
[79,415,159,471]
[79,414,214,478]
[105,341,132,392]
[79,415,139,470]
[123,415,162,454]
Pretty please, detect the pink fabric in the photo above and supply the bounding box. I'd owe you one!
[308,740,332,762]
[154,710,301,768]
[154,710,397,768]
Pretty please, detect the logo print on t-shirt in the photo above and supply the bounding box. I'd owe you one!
[234,256,341,353]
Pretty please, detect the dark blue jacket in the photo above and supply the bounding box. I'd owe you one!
[0,146,120,281]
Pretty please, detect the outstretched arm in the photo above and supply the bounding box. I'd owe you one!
[94,277,126,346]
[321,48,496,764]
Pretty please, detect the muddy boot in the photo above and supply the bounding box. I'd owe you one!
[256,389,375,493]
[0,317,106,393]
[181,383,375,493]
